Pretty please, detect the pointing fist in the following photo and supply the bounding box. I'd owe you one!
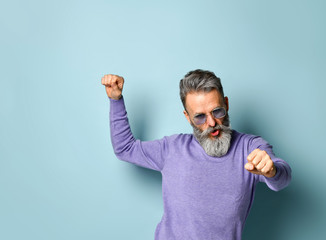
[245,149,276,178]
[101,74,124,100]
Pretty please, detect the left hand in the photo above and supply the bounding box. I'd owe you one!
[245,149,276,178]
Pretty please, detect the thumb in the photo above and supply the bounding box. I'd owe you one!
[244,162,254,171]
[111,81,119,90]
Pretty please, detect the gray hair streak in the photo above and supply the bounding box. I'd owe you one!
[179,69,224,109]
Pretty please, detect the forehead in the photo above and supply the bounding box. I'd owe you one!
[185,89,224,114]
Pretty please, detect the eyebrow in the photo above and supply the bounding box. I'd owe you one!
[193,106,223,116]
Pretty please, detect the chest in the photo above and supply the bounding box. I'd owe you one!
[162,148,255,215]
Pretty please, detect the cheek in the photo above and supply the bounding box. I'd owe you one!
[201,126,208,132]
[215,118,224,126]
[194,123,206,133]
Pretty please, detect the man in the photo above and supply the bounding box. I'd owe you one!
[101,69,291,240]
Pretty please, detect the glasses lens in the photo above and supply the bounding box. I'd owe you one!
[193,114,206,125]
[212,108,226,119]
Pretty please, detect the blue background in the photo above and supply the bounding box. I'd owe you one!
[1,0,325,239]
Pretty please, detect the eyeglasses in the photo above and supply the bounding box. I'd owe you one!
[191,107,226,125]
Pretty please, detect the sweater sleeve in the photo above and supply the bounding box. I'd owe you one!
[248,136,292,191]
[109,96,167,172]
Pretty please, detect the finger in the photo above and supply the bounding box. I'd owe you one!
[102,75,109,85]
[251,152,264,166]
[244,162,255,171]
[244,163,261,175]
[101,77,104,85]
[253,149,269,166]
[256,157,267,171]
[104,74,109,85]
[247,149,260,162]
[109,74,114,86]
[261,159,274,174]
[117,76,124,89]
[110,76,119,89]
[109,75,117,85]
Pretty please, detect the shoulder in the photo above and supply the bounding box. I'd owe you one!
[231,130,270,152]
[160,133,195,150]
[231,129,256,142]
[164,133,194,143]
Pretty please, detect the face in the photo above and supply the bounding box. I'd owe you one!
[183,89,232,157]
[184,89,229,134]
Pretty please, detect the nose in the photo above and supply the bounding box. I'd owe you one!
[206,114,216,127]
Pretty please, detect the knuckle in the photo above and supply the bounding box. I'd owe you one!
[259,150,266,155]
[258,151,267,158]
[266,160,272,167]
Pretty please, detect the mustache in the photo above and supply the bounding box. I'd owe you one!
[198,113,231,137]
[201,124,229,137]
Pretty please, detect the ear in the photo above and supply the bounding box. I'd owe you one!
[224,96,229,111]
[183,110,191,124]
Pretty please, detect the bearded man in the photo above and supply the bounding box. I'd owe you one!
[101,69,291,240]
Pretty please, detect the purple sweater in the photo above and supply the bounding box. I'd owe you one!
[110,97,291,240]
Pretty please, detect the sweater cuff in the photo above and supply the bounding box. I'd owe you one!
[109,95,126,115]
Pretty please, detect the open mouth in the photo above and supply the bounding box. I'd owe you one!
[210,129,220,137]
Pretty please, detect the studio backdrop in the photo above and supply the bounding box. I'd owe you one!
[1,0,326,239]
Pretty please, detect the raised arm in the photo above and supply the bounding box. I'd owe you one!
[101,74,167,172]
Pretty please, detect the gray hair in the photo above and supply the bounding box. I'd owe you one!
[179,69,224,109]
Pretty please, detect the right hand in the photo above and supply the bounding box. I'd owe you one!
[101,74,124,100]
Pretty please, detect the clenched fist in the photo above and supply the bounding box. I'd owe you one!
[101,74,124,100]
[244,149,276,178]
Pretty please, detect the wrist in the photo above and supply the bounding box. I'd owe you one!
[109,95,122,100]
[265,166,277,178]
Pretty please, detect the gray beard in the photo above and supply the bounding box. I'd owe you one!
[192,114,232,157]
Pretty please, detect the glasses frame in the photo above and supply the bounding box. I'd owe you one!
[187,106,226,126]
